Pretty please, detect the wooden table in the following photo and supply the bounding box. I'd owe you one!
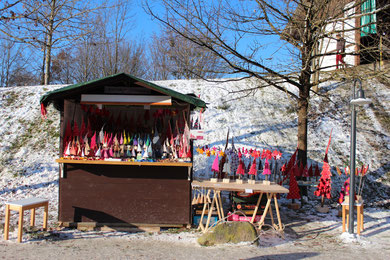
[4,198,49,243]
[192,180,288,233]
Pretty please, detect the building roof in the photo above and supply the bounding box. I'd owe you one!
[40,73,207,111]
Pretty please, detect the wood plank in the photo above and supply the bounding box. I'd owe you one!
[30,208,36,226]
[60,222,183,229]
[205,195,216,232]
[192,180,289,193]
[6,198,48,207]
[198,190,211,232]
[56,159,192,167]
[18,208,23,243]
[4,204,10,240]
[273,194,283,231]
[251,192,264,223]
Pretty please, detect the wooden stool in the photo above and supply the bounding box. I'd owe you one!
[342,201,364,235]
[4,198,49,243]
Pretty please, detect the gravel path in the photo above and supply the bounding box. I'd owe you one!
[1,205,390,260]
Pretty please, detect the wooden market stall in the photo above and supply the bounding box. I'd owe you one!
[40,73,206,227]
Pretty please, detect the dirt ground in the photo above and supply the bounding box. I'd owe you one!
[1,205,390,260]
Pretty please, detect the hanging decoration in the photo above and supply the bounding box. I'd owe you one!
[196,142,283,183]
[60,105,193,163]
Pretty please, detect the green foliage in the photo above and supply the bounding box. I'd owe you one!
[5,113,59,168]
[3,91,19,106]
[217,103,230,110]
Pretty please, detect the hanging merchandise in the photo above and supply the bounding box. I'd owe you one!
[263,158,271,175]
[222,157,231,176]
[229,138,240,177]
[248,158,257,180]
[60,105,194,163]
[211,153,220,178]
[190,108,204,140]
[236,150,246,179]
[196,140,283,183]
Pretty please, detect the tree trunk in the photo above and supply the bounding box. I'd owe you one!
[44,0,56,85]
[44,35,52,85]
[297,69,311,197]
[297,94,308,166]
[44,29,54,85]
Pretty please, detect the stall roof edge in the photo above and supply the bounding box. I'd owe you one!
[40,72,207,110]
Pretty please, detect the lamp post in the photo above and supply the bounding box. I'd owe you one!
[349,79,372,234]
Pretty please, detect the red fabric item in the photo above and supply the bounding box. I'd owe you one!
[263,158,271,175]
[308,164,313,177]
[63,121,72,150]
[280,163,286,175]
[303,164,309,177]
[272,150,282,160]
[285,148,297,176]
[73,121,80,138]
[314,164,321,176]
[40,103,47,119]
[248,158,257,175]
[336,54,345,69]
[90,132,97,151]
[287,171,301,199]
[80,117,87,137]
[265,150,272,160]
[314,162,332,199]
[86,118,92,138]
[236,158,246,175]
[325,129,332,157]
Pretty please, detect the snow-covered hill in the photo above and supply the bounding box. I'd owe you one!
[0,77,389,227]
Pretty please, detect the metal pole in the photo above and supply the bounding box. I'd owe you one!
[349,81,357,234]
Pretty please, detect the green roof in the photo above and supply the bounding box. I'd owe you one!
[40,73,207,110]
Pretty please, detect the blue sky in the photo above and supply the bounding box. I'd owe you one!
[132,0,161,40]
[112,0,294,71]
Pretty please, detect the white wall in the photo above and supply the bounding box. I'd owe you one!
[317,1,357,71]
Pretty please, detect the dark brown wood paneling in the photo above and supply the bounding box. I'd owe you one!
[59,164,191,225]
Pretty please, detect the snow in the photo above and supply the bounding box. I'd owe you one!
[0,77,389,256]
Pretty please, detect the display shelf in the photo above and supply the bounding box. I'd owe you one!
[56,158,192,167]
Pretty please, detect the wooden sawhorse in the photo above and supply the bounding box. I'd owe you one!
[251,192,283,231]
[4,198,49,243]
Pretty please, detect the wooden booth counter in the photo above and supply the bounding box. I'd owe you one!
[57,159,193,226]
[40,73,207,228]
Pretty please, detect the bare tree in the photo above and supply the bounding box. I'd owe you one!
[145,0,390,166]
[70,0,148,81]
[149,33,172,80]
[0,34,37,87]
[0,1,38,25]
[51,48,74,84]
[149,26,224,80]
[1,0,102,85]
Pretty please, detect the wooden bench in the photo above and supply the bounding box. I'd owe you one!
[4,198,49,243]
